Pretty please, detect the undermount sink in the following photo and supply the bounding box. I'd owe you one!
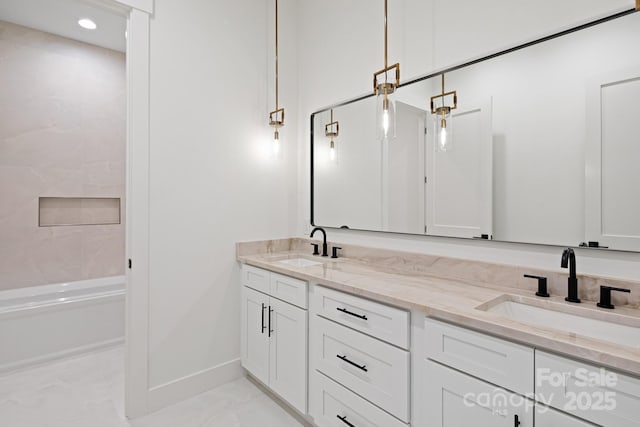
[276,257,323,268]
[477,296,640,349]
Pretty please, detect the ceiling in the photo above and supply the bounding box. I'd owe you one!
[0,0,126,52]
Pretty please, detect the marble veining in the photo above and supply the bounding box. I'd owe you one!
[237,238,640,376]
[0,347,305,427]
[0,20,126,291]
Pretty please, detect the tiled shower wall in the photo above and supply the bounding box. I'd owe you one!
[0,21,126,290]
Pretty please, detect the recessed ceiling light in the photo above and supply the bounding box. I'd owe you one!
[78,18,97,30]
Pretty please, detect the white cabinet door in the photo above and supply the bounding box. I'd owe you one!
[269,297,308,414]
[241,286,269,385]
[536,406,596,427]
[425,360,533,427]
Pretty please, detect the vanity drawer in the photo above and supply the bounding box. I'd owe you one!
[313,316,410,422]
[310,371,407,427]
[312,285,409,349]
[425,318,534,396]
[270,272,307,309]
[536,351,640,427]
[425,360,534,427]
[242,264,270,294]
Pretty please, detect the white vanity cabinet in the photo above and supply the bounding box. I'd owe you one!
[240,265,307,414]
[239,260,640,427]
[309,284,411,426]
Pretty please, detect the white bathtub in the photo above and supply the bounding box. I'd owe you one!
[0,276,125,373]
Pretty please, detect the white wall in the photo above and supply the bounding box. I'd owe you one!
[296,0,640,280]
[147,0,298,395]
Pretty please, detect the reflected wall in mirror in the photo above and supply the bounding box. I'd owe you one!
[311,11,640,251]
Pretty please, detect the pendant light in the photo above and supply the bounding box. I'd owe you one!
[373,0,400,141]
[269,0,284,154]
[430,73,458,152]
[325,109,340,161]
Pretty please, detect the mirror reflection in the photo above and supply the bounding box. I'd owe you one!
[312,11,640,251]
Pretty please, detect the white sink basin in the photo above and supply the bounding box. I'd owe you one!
[478,297,640,349]
[277,258,323,268]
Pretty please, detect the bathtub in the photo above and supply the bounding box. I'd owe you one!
[0,276,125,373]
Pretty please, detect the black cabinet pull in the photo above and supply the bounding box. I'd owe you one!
[514,414,521,427]
[336,307,368,320]
[268,306,274,337]
[261,303,266,334]
[337,415,355,427]
[337,355,368,372]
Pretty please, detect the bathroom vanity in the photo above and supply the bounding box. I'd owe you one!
[238,238,640,427]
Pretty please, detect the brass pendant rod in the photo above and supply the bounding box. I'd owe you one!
[384,0,388,70]
[275,0,279,110]
[441,73,445,95]
[330,109,334,143]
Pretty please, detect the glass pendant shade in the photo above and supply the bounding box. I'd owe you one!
[273,129,280,155]
[329,140,336,162]
[377,90,396,141]
[435,108,453,152]
[430,73,457,153]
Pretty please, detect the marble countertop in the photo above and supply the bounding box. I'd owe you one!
[237,245,640,377]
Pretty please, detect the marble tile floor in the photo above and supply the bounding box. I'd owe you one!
[0,346,305,427]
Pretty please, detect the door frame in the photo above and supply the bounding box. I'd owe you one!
[87,0,153,418]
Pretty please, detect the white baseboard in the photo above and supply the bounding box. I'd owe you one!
[147,358,243,413]
[0,337,124,375]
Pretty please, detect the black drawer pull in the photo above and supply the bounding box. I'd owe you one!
[337,415,355,427]
[514,414,521,427]
[261,303,266,334]
[268,306,274,337]
[337,355,368,372]
[336,307,368,320]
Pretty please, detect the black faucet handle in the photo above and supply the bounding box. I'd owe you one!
[597,286,631,309]
[310,243,320,256]
[524,274,550,297]
[331,246,342,259]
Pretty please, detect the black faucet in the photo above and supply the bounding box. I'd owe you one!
[310,227,328,257]
[561,248,580,303]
